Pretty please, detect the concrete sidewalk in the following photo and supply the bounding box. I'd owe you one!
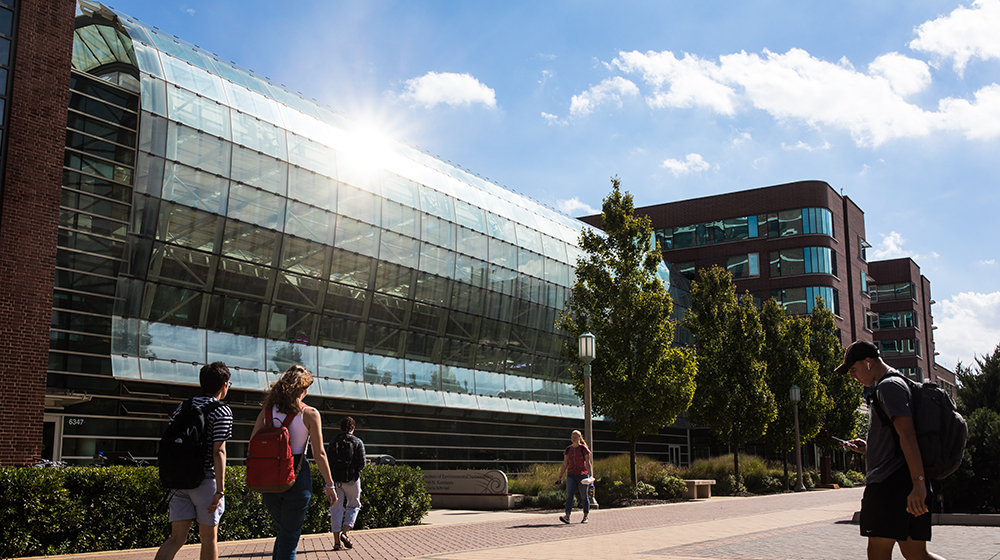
[26,487,999,560]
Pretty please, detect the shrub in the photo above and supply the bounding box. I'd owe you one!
[0,462,431,558]
[845,470,865,486]
[635,481,656,498]
[830,471,854,488]
[803,471,818,488]
[651,472,686,499]
[596,480,635,508]
[534,488,568,509]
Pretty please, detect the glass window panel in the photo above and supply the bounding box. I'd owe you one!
[418,243,455,278]
[315,377,367,400]
[231,146,286,195]
[405,386,446,407]
[287,133,336,178]
[140,359,201,385]
[221,220,277,265]
[140,321,206,363]
[267,308,318,344]
[518,249,543,279]
[418,185,456,222]
[382,199,420,237]
[289,166,337,211]
[374,262,412,297]
[280,235,328,278]
[140,73,168,115]
[223,81,282,126]
[379,231,419,268]
[515,223,544,254]
[337,156,382,197]
[442,390,478,410]
[778,209,803,237]
[456,227,488,258]
[159,53,228,104]
[112,354,141,379]
[558,382,582,406]
[506,397,537,414]
[748,253,759,276]
[138,113,168,160]
[132,42,164,79]
[455,254,488,288]
[486,212,517,244]
[275,271,323,309]
[413,272,450,306]
[159,202,219,252]
[474,369,504,397]
[317,315,363,349]
[337,183,380,226]
[489,237,516,268]
[450,282,484,315]
[439,366,472,393]
[162,162,229,215]
[215,257,271,299]
[672,224,695,248]
[421,214,454,250]
[317,346,364,380]
[363,354,404,384]
[148,243,213,288]
[334,216,379,257]
[364,381,409,403]
[380,171,420,208]
[369,294,410,327]
[206,294,264,335]
[207,331,265,371]
[324,282,369,319]
[284,201,334,244]
[328,249,373,288]
[143,284,203,326]
[167,84,230,139]
[227,183,285,230]
[541,234,567,263]
[265,340,318,373]
[166,122,230,176]
[231,110,287,159]
[404,360,439,389]
[454,199,487,234]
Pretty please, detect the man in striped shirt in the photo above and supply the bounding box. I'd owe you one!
[156,362,233,560]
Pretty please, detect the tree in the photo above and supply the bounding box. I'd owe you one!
[759,299,828,486]
[558,178,697,486]
[272,344,304,373]
[683,265,776,483]
[955,343,1000,416]
[809,297,860,452]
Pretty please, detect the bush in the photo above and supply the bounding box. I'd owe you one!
[845,470,865,486]
[830,471,854,488]
[651,472,686,499]
[0,462,431,558]
[596,480,635,508]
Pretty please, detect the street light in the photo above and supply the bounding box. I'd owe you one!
[790,384,806,492]
[578,332,597,507]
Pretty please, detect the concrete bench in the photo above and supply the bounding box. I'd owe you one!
[683,479,716,499]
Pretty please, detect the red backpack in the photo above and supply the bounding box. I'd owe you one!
[246,407,301,493]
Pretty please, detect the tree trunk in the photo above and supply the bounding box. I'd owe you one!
[783,451,790,492]
[629,437,638,489]
[731,438,740,486]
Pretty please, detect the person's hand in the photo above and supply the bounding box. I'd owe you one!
[208,491,223,513]
[555,478,561,485]
[844,439,866,454]
[907,482,929,516]
[323,485,336,505]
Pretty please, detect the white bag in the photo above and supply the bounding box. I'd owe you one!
[581,476,595,485]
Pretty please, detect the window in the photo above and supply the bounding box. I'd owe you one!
[859,237,871,262]
[879,339,920,358]
[726,253,759,278]
[871,282,915,302]
[768,247,834,277]
[876,311,918,330]
[864,308,874,331]
[770,286,838,316]
[861,271,869,295]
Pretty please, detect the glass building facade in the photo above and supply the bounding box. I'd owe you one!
[47,5,693,468]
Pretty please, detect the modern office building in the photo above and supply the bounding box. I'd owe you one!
[581,181,955,393]
[0,1,695,468]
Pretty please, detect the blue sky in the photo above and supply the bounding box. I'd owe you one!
[105,0,1000,371]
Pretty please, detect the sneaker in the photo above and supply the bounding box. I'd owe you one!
[581,517,589,524]
[559,515,570,524]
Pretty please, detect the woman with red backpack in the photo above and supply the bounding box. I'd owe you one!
[250,365,337,559]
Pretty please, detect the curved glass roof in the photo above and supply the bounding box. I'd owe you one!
[74,2,139,91]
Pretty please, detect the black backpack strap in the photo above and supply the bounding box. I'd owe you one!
[199,399,226,444]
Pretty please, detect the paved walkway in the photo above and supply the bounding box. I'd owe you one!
[27,487,1000,560]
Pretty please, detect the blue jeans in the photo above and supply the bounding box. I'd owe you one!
[261,456,312,560]
[565,474,590,517]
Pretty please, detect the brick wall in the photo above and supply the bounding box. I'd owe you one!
[0,0,76,466]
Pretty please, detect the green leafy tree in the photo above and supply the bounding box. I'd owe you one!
[683,265,776,482]
[272,344,304,373]
[760,299,828,483]
[809,297,860,451]
[558,178,697,486]
[955,343,1000,416]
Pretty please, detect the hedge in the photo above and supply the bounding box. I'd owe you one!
[0,463,430,558]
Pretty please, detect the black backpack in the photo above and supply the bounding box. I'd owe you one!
[330,433,360,483]
[158,399,224,489]
[873,372,968,480]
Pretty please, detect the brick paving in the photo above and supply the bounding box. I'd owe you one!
[27,487,1000,560]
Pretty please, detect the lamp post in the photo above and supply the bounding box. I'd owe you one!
[578,332,597,507]
[790,384,806,492]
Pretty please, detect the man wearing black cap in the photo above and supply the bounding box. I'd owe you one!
[836,340,945,560]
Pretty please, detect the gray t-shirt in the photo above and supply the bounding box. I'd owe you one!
[865,370,910,484]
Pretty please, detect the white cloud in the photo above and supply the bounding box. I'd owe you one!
[868,52,932,96]
[909,0,1000,75]
[980,259,997,265]
[661,153,712,176]
[569,77,640,117]
[542,112,567,126]
[395,72,497,109]
[781,140,831,151]
[732,131,752,146]
[537,53,557,61]
[613,51,740,115]
[934,291,1000,369]
[870,231,909,260]
[937,84,1000,141]
[557,197,599,216]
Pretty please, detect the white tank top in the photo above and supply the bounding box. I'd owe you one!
[270,405,310,454]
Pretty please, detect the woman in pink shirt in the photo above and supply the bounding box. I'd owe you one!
[556,430,593,524]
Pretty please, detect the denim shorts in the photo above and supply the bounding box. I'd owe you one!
[169,477,225,526]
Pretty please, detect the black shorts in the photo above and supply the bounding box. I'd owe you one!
[860,465,933,541]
